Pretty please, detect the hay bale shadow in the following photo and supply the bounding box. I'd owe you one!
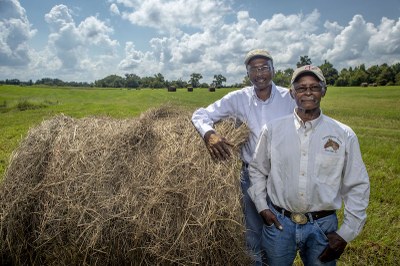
[1,106,252,265]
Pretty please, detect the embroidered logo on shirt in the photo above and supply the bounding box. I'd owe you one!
[324,138,340,152]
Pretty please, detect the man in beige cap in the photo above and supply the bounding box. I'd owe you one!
[248,65,370,265]
[192,49,295,265]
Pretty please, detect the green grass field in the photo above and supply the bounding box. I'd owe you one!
[1,84,399,265]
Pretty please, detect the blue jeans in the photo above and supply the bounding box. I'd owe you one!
[240,167,266,265]
[262,203,338,266]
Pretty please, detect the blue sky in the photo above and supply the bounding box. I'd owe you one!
[1,0,400,84]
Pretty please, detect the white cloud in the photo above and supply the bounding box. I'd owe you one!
[0,0,36,66]
[119,42,147,70]
[317,15,400,69]
[308,21,343,60]
[119,0,230,33]
[325,15,374,62]
[78,16,118,48]
[38,5,119,80]
[110,3,120,16]
[369,17,400,54]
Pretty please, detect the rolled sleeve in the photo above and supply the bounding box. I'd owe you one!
[191,108,215,137]
[191,93,238,137]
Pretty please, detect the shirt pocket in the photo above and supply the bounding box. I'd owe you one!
[314,154,344,186]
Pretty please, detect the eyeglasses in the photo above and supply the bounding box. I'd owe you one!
[293,85,323,93]
[248,65,272,75]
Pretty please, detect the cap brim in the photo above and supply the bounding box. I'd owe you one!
[291,70,325,84]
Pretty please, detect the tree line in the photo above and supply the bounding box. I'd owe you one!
[1,56,400,88]
[272,56,400,87]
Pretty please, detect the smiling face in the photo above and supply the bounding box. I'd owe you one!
[291,74,326,112]
[247,57,274,91]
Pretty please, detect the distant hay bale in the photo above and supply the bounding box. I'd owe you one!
[0,106,252,265]
[167,86,176,92]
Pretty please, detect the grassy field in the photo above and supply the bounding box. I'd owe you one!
[1,84,399,265]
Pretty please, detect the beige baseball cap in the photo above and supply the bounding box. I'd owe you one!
[291,65,326,84]
[244,49,273,65]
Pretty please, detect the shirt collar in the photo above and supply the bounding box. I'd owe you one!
[294,109,323,130]
[251,81,276,103]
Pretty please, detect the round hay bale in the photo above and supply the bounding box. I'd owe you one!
[167,86,176,92]
[0,106,252,265]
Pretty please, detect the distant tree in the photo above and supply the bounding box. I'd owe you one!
[170,78,188,88]
[200,82,209,88]
[6,79,21,85]
[125,73,141,88]
[366,65,381,84]
[390,62,400,75]
[189,73,203,88]
[212,74,226,88]
[53,78,65,86]
[391,63,400,85]
[242,75,251,87]
[335,68,350,86]
[140,76,152,88]
[95,75,124,88]
[318,60,338,85]
[395,72,400,85]
[273,68,293,87]
[349,66,368,86]
[152,73,166,88]
[376,64,395,85]
[296,55,312,68]
[113,76,125,88]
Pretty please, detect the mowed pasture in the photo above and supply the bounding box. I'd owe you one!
[1,84,399,265]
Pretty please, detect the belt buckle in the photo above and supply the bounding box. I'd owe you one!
[290,212,307,224]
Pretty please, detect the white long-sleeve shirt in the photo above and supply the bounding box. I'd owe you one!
[191,83,296,163]
[248,111,370,242]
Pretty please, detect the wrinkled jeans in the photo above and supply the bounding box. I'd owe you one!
[240,167,266,265]
[262,203,338,266]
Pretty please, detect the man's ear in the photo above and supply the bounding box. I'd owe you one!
[290,87,295,99]
[321,86,328,97]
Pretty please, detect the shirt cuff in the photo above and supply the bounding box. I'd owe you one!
[199,124,214,138]
[254,200,269,213]
[336,223,356,243]
[247,186,269,213]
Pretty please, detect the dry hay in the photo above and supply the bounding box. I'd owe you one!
[0,106,252,265]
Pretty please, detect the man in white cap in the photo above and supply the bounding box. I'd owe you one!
[192,49,295,265]
[248,65,370,265]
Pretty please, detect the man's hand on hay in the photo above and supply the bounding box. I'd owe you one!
[260,209,283,230]
[204,130,233,161]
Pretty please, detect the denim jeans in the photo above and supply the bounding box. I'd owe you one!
[262,203,338,266]
[240,167,266,265]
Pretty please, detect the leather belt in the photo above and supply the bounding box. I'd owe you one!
[271,202,335,225]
